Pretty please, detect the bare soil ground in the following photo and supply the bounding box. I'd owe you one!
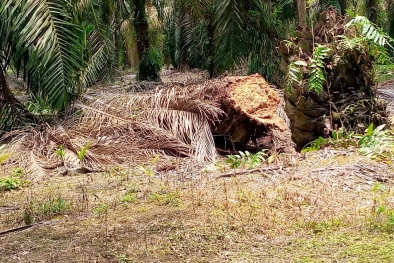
[1,72,394,262]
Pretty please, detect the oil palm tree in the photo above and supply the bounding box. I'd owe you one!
[0,0,166,134]
[388,0,394,39]
[165,0,295,80]
[132,0,164,80]
[74,0,163,82]
[0,0,84,132]
[165,0,218,76]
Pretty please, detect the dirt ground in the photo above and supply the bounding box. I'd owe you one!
[1,149,394,263]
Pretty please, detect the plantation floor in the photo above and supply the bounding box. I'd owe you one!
[1,150,394,262]
[1,71,394,262]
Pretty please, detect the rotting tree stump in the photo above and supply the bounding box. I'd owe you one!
[279,7,387,150]
[206,73,295,154]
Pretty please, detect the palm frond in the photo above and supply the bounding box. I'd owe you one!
[12,0,84,110]
[81,0,118,84]
[78,84,222,162]
[276,0,296,22]
[214,0,249,71]
[178,13,193,68]
[74,0,95,18]
[152,0,165,20]
[71,0,120,86]
[1,83,223,180]
[80,40,114,88]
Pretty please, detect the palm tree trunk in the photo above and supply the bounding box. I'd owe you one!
[133,0,159,81]
[133,0,150,61]
[338,0,347,15]
[280,7,384,150]
[366,0,378,24]
[387,0,394,39]
[207,18,215,78]
[0,66,36,134]
[295,0,308,27]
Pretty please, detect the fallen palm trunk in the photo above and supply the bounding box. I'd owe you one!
[204,74,295,153]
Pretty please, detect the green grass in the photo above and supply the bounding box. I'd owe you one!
[283,232,394,262]
[375,64,394,83]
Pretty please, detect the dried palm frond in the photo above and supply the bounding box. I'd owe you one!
[2,83,223,181]
[77,85,222,162]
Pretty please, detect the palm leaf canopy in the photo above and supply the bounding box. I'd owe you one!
[0,0,84,111]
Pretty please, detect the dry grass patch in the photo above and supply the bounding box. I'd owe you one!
[1,152,394,262]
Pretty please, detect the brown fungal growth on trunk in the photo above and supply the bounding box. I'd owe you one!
[206,74,295,153]
[279,7,387,150]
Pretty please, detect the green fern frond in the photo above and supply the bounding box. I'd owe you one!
[308,45,329,94]
[346,15,394,49]
[285,44,329,94]
[344,15,394,65]
[376,50,393,65]
[285,61,305,90]
[339,35,361,50]
[308,66,325,94]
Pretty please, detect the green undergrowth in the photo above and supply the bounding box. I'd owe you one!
[375,64,394,83]
[0,168,28,191]
[302,124,394,163]
[0,145,29,192]
[24,195,71,224]
[225,150,274,169]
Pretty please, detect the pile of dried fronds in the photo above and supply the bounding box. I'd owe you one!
[1,84,223,181]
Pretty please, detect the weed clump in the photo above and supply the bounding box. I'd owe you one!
[368,183,394,233]
[23,195,71,224]
[0,168,28,191]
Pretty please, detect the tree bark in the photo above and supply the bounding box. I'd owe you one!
[0,66,37,135]
[387,0,394,39]
[207,18,216,78]
[133,0,149,61]
[366,0,378,24]
[280,7,385,150]
[296,0,308,27]
[133,0,159,81]
[338,0,347,15]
